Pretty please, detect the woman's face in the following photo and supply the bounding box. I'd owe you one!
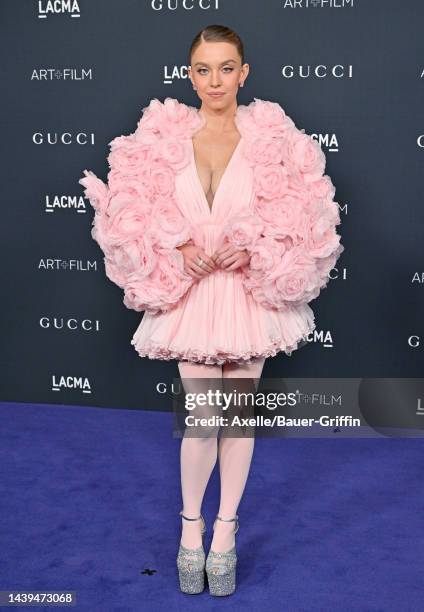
[189,40,249,109]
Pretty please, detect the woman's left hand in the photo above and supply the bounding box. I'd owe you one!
[212,243,251,271]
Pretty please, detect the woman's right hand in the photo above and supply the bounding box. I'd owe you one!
[177,242,216,279]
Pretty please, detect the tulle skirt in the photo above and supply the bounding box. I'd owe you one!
[131,266,316,365]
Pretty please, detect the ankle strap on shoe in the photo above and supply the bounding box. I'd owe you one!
[214,514,239,534]
[180,511,206,534]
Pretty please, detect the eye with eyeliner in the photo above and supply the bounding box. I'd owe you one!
[196,67,234,75]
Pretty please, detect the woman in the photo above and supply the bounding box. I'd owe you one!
[79,25,344,597]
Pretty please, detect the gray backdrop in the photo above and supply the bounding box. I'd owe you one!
[1,0,423,410]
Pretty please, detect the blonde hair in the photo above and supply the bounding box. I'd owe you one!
[189,24,245,65]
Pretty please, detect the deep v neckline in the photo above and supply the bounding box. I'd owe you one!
[190,132,243,217]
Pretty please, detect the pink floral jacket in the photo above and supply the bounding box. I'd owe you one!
[79,97,344,315]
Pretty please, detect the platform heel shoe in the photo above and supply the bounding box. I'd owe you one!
[206,514,239,596]
[176,511,206,594]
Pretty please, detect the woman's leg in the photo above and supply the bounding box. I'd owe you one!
[178,360,223,548]
[211,357,266,553]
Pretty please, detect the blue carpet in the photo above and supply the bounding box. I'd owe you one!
[0,401,422,611]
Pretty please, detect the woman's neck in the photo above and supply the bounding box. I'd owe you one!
[198,101,239,135]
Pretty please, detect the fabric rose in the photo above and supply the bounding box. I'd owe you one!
[105,234,157,281]
[250,99,295,137]
[138,97,204,140]
[151,196,193,249]
[157,138,191,172]
[306,196,341,227]
[236,99,295,140]
[244,237,287,280]
[235,105,261,140]
[243,137,284,167]
[134,130,158,146]
[136,99,163,135]
[123,250,194,314]
[254,195,307,241]
[106,192,153,244]
[257,246,317,307]
[303,199,342,258]
[253,164,289,200]
[107,134,154,177]
[283,173,313,211]
[308,174,335,202]
[222,214,264,250]
[141,160,175,198]
[283,127,326,182]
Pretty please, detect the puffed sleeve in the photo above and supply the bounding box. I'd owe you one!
[78,111,196,315]
[224,106,344,311]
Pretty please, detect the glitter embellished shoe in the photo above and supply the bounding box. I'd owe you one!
[176,511,206,594]
[205,514,239,596]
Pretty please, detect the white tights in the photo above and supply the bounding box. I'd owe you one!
[177,358,265,552]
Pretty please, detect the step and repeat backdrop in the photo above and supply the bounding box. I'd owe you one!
[1,0,422,411]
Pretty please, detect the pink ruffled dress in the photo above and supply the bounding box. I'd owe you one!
[79,97,344,365]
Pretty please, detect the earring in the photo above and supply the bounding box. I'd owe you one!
[239,82,244,88]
